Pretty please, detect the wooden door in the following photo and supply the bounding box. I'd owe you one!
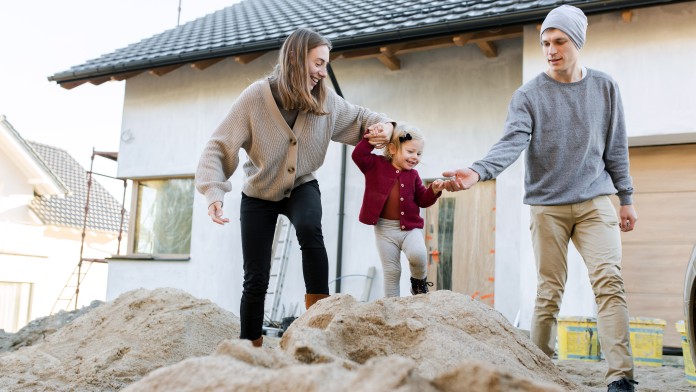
[425,181,496,307]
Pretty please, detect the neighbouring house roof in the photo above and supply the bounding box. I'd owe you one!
[0,115,68,196]
[28,142,128,233]
[48,0,687,88]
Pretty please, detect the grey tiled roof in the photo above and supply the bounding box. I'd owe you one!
[29,142,128,233]
[0,116,69,195]
[48,0,684,84]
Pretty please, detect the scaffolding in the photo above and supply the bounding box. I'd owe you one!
[51,149,128,314]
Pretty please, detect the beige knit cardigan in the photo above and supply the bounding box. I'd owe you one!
[195,78,391,205]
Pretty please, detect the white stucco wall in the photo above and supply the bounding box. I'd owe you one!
[330,40,524,320]
[1,152,117,331]
[0,225,114,327]
[523,2,696,138]
[0,151,35,223]
[108,1,696,329]
[109,38,523,319]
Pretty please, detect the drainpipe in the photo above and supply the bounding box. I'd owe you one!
[327,63,345,294]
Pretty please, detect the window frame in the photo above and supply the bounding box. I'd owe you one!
[124,176,195,261]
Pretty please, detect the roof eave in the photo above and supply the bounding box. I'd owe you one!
[48,0,686,85]
[0,116,70,196]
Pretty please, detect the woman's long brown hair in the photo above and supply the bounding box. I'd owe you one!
[271,28,332,115]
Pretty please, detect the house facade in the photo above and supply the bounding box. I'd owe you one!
[49,0,696,346]
[0,116,126,332]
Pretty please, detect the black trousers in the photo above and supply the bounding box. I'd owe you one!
[238,180,329,340]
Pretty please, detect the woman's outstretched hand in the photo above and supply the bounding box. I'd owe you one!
[208,201,230,225]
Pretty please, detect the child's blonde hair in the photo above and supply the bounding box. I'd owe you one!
[383,123,425,161]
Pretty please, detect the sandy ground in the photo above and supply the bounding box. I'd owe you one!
[0,288,693,391]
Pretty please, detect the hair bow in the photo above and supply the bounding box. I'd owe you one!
[398,133,412,143]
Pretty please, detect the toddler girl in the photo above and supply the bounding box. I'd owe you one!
[352,123,445,297]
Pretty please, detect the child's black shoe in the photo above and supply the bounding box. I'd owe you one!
[410,277,433,295]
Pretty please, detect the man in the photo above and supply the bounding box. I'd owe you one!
[443,5,638,392]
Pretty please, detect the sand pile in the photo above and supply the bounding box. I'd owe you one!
[125,291,577,392]
[2,287,691,391]
[0,300,103,353]
[281,292,578,387]
[0,287,240,391]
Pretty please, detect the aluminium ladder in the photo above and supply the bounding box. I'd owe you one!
[264,215,294,323]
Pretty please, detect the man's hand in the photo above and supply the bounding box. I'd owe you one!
[619,204,638,232]
[442,168,480,192]
[208,201,230,225]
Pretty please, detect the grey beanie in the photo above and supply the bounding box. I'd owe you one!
[540,5,588,49]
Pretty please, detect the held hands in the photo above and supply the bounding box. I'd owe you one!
[441,168,480,192]
[430,179,446,193]
[619,205,638,232]
[208,201,230,225]
[365,122,394,148]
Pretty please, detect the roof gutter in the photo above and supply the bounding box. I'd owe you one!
[48,0,686,85]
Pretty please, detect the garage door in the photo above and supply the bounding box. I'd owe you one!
[619,143,696,347]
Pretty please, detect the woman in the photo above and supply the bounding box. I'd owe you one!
[195,27,394,347]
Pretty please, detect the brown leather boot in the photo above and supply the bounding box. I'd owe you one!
[251,336,263,347]
[305,293,330,309]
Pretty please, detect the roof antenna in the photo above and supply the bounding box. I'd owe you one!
[177,0,182,26]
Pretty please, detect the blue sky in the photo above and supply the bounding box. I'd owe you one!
[0,0,238,199]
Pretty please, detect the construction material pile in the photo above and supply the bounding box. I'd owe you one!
[1,288,689,391]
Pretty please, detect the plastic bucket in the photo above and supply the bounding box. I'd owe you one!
[676,320,696,385]
[629,317,665,367]
[557,316,601,361]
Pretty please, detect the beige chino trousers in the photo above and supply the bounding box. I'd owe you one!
[529,195,634,384]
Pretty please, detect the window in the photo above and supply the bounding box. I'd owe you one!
[133,178,194,255]
[0,281,33,333]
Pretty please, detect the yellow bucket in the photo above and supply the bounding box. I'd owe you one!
[676,320,696,385]
[629,317,665,367]
[557,316,601,361]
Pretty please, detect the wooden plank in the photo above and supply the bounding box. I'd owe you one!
[452,33,474,47]
[338,47,381,60]
[617,191,696,244]
[629,144,696,193]
[234,51,265,64]
[620,144,696,348]
[149,64,182,76]
[621,243,691,295]
[335,27,522,65]
[425,195,441,290]
[377,52,400,70]
[111,70,144,81]
[475,41,498,58]
[452,181,496,306]
[626,292,682,348]
[191,57,225,70]
[59,80,87,89]
[88,76,112,86]
[425,181,496,307]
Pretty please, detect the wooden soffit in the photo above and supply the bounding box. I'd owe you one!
[336,25,523,70]
[59,26,522,89]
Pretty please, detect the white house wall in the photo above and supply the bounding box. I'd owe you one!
[330,40,524,318]
[110,1,695,327]
[110,39,524,320]
[0,150,35,223]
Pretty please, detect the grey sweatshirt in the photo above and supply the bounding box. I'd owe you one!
[471,68,633,206]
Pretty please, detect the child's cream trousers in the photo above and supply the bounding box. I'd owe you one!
[374,218,428,297]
